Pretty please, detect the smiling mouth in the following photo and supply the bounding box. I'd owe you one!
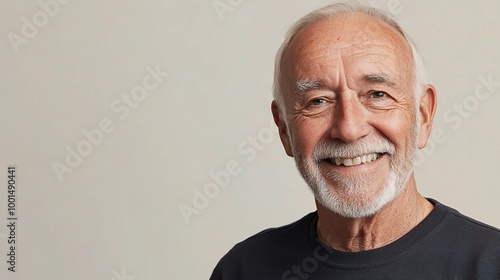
[326,153,384,167]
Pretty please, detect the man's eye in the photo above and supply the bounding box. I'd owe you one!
[370,91,387,98]
[308,98,327,106]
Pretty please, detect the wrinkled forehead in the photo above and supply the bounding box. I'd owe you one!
[281,13,414,89]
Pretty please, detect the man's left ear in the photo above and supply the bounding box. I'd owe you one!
[417,84,437,149]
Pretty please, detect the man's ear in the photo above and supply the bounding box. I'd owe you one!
[417,85,437,149]
[271,101,294,157]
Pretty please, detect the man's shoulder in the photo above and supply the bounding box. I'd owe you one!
[210,212,318,279]
[233,211,316,250]
[438,200,500,234]
[218,211,317,262]
[433,199,500,248]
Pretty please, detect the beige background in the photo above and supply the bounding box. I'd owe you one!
[0,0,499,279]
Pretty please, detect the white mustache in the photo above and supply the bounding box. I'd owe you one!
[313,137,395,161]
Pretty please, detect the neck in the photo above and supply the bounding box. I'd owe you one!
[315,176,433,252]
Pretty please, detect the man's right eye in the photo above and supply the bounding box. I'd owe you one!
[308,98,327,106]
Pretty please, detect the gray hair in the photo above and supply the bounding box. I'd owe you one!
[272,2,427,119]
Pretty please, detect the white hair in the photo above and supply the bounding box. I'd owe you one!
[272,2,428,119]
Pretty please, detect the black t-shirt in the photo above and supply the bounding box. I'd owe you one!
[210,199,500,279]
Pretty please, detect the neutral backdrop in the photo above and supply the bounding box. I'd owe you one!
[1,0,499,279]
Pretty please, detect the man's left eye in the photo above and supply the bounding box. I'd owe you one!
[370,91,387,98]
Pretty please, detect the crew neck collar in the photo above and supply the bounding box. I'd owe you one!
[307,198,447,269]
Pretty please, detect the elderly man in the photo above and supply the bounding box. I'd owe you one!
[210,2,500,279]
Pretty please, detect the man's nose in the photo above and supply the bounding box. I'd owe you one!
[330,94,370,143]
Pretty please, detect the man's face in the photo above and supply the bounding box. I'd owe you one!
[276,14,424,218]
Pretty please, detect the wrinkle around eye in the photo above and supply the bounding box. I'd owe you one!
[362,90,397,110]
[308,98,328,107]
[294,97,335,117]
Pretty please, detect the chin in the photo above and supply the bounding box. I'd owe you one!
[308,166,407,218]
[315,181,398,218]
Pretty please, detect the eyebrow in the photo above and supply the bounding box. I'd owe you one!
[295,73,396,93]
[362,73,396,87]
[296,80,323,92]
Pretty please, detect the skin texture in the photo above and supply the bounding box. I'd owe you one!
[271,13,437,252]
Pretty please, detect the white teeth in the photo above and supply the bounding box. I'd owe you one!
[352,157,361,165]
[330,153,381,167]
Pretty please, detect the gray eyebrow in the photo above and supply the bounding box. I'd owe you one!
[295,74,394,93]
[363,73,396,86]
[296,80,323,92]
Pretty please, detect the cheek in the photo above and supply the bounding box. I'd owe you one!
[372,111,415,148]
[290,118,330,153]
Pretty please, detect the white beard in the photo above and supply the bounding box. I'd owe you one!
[292,121,420,218]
